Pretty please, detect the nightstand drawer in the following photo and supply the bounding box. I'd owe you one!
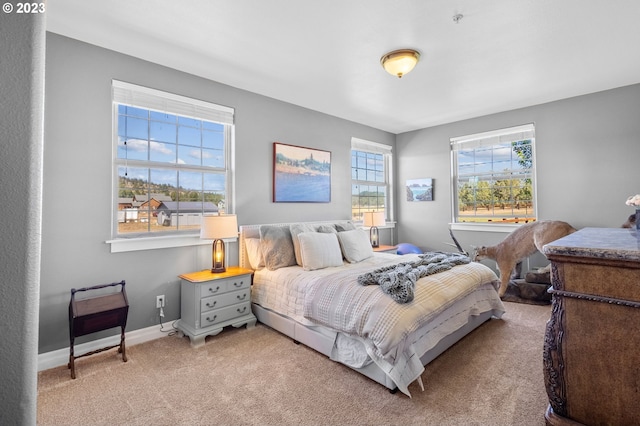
[200,289,251,313]
[200,301,251,327]
[199,275,251,298]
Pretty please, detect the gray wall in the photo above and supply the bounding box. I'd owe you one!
[40,33,395,353]
[41,32,640,356]
[396,84,640,268]
[1,12,45,425]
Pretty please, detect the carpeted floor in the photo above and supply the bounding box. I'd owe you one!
[37,301,551,425]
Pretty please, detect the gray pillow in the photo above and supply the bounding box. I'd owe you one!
[259,225,296,270]
[334,221,356,232]
[316,224,337,234]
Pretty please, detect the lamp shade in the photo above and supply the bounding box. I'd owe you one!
[363,211,385,227]
[201,214,237,273]
[200,214,238,240]
[380,49,420,78]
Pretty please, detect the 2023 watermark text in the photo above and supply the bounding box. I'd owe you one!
[3,2,46,14]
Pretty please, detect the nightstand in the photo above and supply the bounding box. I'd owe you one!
[373,245,398,254]
[177,266,256,348]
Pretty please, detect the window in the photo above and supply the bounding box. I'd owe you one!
[451,124,536,225]
[112,81,234,238]
[351,138,393,222]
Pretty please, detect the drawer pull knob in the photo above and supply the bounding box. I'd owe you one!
[237,306,247,314]
[206,301,217,308]
[208,286,220,293]
[206,315,217,323]
[234,281,243,287]
[237,294,247,301]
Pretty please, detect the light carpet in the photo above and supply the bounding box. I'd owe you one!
[37,301,550,425]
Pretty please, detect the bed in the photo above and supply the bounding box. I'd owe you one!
[239,220,505,396]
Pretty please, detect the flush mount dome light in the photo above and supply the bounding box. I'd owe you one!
[380,49,420,78]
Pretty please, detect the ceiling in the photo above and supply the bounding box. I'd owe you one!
[46,0,640,134]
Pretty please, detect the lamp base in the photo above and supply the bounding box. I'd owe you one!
[370,226,379,248]
[211,239,226,274]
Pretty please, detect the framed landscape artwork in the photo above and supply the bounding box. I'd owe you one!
[406,178,434,201]
[273,142,331,202]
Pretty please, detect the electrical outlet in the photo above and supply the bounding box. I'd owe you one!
[156,295,165,309]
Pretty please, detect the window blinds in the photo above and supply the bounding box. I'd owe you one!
[351,137,393,154]
[450,123,534,151]
[112,80,234,125]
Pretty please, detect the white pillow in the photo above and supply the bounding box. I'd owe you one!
[244,238,264,269]
[337,229,373,263]
[290,223,318,266]
[298,232,344,271]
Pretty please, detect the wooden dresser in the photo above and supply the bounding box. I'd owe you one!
[542,227,640,425]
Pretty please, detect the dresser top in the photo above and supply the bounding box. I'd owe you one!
[179,266,253,283]
[543,227,640,262]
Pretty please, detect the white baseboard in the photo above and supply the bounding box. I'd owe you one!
[38,321,178,372]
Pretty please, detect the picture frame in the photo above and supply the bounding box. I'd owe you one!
[273,142,331,203]
[406,178,434,201]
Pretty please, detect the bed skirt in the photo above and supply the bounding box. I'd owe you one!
[251,301,495,393]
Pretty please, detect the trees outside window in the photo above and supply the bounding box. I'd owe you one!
[350,138,393,222]
[451,124,536,224]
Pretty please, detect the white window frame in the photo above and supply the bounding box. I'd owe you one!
[350,137,394,223]
[450,124,537,233]
[108,80,235,252]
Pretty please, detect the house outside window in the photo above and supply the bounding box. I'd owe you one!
[112,80,234,238]
[351,138,393,222]
[450,124,536,225]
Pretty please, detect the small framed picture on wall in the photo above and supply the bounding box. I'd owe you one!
[406,178,433,201]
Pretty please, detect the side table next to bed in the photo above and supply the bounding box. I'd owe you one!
[373,245,397,254]
[177,266,257,348]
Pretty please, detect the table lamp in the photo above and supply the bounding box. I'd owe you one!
[200,214,238,273]
[363,211,385,248]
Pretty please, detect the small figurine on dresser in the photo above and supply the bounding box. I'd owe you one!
[623,194,640,230]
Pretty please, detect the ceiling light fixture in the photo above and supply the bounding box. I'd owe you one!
[380,49,420,78]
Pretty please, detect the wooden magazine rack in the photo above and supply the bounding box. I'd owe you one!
[68,280,129,379]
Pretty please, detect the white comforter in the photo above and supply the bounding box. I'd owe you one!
[252,253,504,395]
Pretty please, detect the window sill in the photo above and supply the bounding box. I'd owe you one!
[106,234,237,253]
[449,222,522,233]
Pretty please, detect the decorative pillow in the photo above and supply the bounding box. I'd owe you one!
[316,224,337,234]
[337,229,374,263]
[244,238,264,270]
[259,225,296,270]
[298,232,344,271]
[334,221,356,232]
[290,223,318,266]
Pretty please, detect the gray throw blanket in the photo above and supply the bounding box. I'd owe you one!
[357,252,471,303]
